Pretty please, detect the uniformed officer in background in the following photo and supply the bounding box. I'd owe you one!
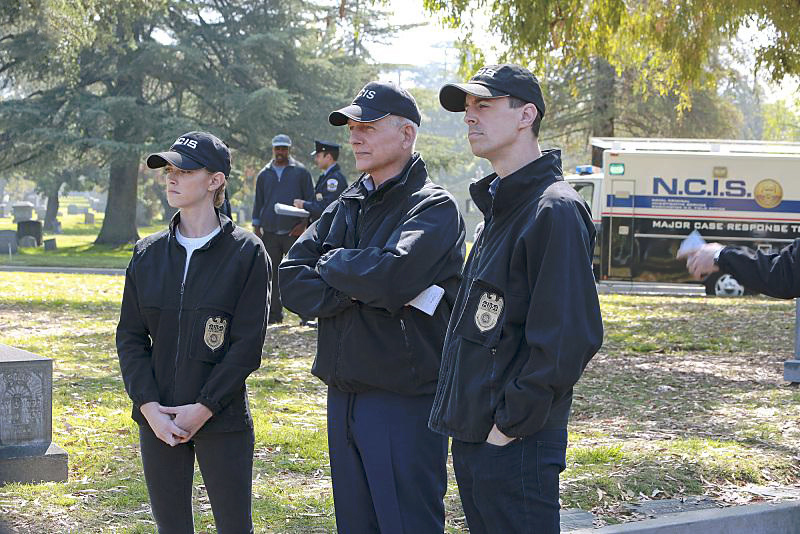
[252,133,314,325]
[294,140,348,222]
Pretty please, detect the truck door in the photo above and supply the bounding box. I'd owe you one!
[608,179,635,278]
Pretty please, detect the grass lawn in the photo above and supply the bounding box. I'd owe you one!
[1,272,799,532]
[0,210,163,269]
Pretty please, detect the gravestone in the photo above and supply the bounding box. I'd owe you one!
[12,202,33,223]
[84,212,95,225]
[34,208,46,220]
[67,205,79,215]
[0,231,17,255]
[79,207,89,215]
[18,236,37,248]
[0,344,68,484]
[17,220,43,246]
[44,238,57,251]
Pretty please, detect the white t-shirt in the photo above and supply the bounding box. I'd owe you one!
[176,226,221,283]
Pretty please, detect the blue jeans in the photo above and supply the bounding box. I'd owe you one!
[452,428,567,534]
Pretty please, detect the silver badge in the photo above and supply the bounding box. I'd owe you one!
[475,292,503,332]
[315,192,323,201]
[204,317,227,351]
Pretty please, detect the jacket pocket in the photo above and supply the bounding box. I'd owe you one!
[189,309,232,364]
[454,278,505,348]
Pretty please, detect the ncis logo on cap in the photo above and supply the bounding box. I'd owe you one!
[329,81,421,127]
[147,131,231,177]
[439,63,546,120]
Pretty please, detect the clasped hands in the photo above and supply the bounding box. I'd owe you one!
[140,402,213,447]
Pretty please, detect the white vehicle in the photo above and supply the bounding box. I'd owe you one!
[566,137,800,296]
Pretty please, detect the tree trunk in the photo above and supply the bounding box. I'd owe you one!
[591,58,616,168]
[95,159,140,245]
[43,181,62,232]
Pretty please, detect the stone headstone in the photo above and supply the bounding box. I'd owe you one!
[84,212,95,225]
[18,236,37,248]
[17,220,43,246]
[43,238,57,251]
[34,208,46,220]
[0,231,17,255]
[79,207,89,215]
[67,205,79,215]
[0,344,68,484]
[12,202,33,223]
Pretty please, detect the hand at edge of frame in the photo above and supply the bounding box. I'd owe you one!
[486,424,516,447]
[159,403,213,443]
[683,243,724,280]
[140,402,191,447]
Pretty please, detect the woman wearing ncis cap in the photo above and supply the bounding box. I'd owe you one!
[116,131,270,533]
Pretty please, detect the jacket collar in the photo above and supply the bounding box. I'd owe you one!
[470,149,563,217]
[341,152,426,202]
[267,156,300,170]
[321,162,340,178]
[168,209,234,250]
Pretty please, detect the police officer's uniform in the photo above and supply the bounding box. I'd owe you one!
[304,140,348,222]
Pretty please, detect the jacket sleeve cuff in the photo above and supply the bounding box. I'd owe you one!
[132,391,160,409]
[196,395,222,415]
[252,218,261,226]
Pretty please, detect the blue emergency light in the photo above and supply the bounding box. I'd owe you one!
[576,164,594,175]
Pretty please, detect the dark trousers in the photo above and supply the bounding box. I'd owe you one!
[452,428,567,534]
[260,231,297,322]
[327,386,448,534]
[138,423,255,534]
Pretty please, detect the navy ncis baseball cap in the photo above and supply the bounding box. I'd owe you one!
[329,81,421,126]
[147,131,231,177]
[439,64,546,119]
[311,140,340,157]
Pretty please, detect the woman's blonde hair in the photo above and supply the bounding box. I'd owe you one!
[212,177,226,208]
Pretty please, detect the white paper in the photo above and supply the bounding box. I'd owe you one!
[407,285,445,316]
[274,203,310,218]
[677,230,706,257]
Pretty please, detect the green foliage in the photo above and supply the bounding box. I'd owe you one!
[762,99,800,141]
[423,0,800,108]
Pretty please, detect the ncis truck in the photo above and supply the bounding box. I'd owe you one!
[566,138,800,295]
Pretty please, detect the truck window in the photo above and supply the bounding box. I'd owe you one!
[571,182,595,212]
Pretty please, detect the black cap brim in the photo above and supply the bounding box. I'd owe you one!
[146,151,204,171]
[439,83,509,112]
[329,104,390,126]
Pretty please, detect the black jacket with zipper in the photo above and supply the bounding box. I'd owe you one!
[279,153,466,396]
[252,157,314,233]
[429,150,604,442]
[116,211,270,434]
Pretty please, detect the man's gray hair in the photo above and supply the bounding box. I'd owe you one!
[392,115,418,149]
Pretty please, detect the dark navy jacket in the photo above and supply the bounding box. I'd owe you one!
[429,150,603,442]
[718,240,800,298]
[252,157,313,234]
[279,154,466,395]
[116,212,270,434]
[304,163,348,222]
